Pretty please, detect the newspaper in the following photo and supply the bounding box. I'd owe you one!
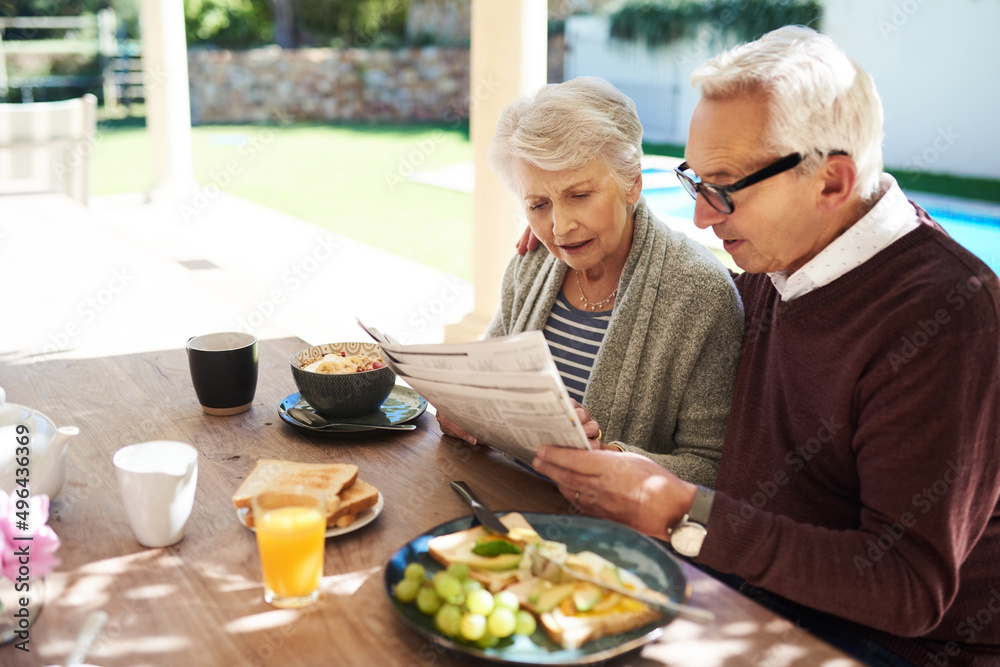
[358,319,591,466]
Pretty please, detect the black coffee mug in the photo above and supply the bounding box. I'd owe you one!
[187,332,258,416]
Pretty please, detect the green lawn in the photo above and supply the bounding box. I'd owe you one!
[93,120,999,282]
[93,119,476,281]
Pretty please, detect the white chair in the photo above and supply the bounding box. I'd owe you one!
[0,93,98,205]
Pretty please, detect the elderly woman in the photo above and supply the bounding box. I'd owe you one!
[439,76,742,487]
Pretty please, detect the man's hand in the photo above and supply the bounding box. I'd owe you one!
[436,412,478,445]
[532,445,697,540]
[515,225,541,256]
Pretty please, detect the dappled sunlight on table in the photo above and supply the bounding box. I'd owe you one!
[320,565,382,597]
[225,609,301,635]
[645,565,861,665]
[642,636,754,664]
[197,562,260,593]
[41,635,191,664]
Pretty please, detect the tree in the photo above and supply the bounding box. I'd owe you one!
[184,0,273,49]
[269,0,296,47]
[295,0,409,48]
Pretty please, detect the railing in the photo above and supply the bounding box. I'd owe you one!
[0,9,139,106]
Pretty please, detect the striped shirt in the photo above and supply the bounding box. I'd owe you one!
[543,292,612,403]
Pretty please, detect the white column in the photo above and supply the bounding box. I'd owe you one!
[445,0,548,342]
[140,0,194,198]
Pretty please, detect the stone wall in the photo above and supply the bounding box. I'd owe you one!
[188,45,469,124]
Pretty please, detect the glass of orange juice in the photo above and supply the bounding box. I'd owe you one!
[251,487,326,608]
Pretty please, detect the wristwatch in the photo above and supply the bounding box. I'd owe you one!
[669,485,715,558]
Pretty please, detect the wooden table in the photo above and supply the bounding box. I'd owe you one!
[0,337,860,666]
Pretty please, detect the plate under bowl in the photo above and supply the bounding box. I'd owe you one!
[278,386,427,433]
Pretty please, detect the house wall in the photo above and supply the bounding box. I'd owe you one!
[564,15,717,145]
[823,0,1000,180]
[566,1,1000,179]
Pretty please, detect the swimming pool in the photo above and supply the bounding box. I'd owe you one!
[642,170,1000,277]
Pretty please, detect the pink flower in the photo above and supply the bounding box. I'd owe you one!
[0,489,61,582]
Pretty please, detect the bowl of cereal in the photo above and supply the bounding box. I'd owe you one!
[290,342,396,418]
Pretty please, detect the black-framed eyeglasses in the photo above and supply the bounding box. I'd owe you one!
[674,153,803,214]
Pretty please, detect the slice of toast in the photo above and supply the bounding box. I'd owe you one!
[533,551,664,649]
[232,459,357,524]
[328,478,380,527]
[539,602,662,650]
[427,513,537,591]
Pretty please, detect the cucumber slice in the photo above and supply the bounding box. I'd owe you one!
[572,582,604,612]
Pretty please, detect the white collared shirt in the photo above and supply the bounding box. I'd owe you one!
[769,175,920,301]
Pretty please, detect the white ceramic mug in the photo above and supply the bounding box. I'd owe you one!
[113,441,198,548]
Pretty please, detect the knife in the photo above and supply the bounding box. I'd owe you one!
[450,481,510,535]
[449,480,714,625]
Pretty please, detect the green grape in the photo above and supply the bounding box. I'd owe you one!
[394,578,420,604]
[435,603,463,637]
[514,609,537,636]
[463,578,484,594]
[433,572,464,603]
[416,585,442,615]
[487,607,517,638]
[446,562,470,580]
[459,612,487,641]
[404,562,427,582]
[465,589,495,616]
[476,631,500,649]
[493,590,519,612]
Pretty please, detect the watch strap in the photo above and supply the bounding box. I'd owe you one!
[688,485,715,526]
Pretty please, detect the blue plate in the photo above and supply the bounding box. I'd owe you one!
[278,385,427,433]
[384,512,688,665]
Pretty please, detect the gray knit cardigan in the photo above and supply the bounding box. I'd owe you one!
[485,199,744,487]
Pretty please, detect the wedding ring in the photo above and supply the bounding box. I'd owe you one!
[597,428,602,442]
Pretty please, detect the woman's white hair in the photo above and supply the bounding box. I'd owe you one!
[691,25,884,200]
[488,76,644,196]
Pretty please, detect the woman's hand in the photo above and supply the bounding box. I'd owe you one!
[532,445,697,540]
[515,225,541,256]
[571,399,622,450]
[570,399,603,447]
[436,412,478,445]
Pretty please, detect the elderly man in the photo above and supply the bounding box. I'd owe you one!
[530,26,1000,666]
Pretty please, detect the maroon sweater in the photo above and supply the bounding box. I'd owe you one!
[698,209,1000,665]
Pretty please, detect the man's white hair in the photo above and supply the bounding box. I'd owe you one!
[488,76,644,196]
[691,25,884,200]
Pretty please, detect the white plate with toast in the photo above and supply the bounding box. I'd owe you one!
[233,459,384,538]
[237,491,383,538]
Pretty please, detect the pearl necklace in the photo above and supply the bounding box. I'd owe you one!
[575,270,618,311]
